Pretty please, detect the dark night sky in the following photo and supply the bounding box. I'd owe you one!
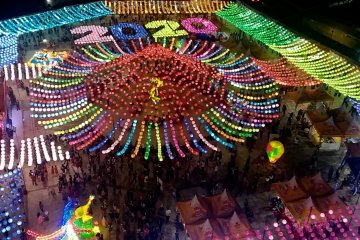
[1,0,358,27]
[0,0,46,20]
[0,0,97,21]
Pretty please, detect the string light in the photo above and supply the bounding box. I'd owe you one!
[253,57,321,86]
[104,0,228,15]
[0,1,112,36]
[217,3,360,100]
[0,137,69,170]
[0,35,18,67]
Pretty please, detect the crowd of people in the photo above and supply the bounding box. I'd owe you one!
[1,8,358,239]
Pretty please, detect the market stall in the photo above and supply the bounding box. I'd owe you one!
[285,86,334,110]
[298,172,334,197]
[305,107,360,150]
[177,195,208,225]
[205,189,237,217]
[176,190,255,239]
[314,192,350,219]
[285,197,326,224]
[271,176,308,203]
[217,212,256,239]
[186,219,223,240]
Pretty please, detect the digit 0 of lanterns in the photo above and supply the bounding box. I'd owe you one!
[181,17,218,34]
[111,23,149,40]
[266,141,285,163]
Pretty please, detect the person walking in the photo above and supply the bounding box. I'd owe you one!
[328,166,334,182]
[165,207,171,223]
[39,201,44,213]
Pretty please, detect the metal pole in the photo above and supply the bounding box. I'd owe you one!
[349,193,360,224]
[307,207,313,224]
[262,220,269,240]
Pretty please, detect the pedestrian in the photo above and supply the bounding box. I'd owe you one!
[327,166,334,182]
[335,169,340,181]
[175,229,180,240]
[37,212,44,225]
[282,104,287,115]
[16,100,20,110]
[165,207,171,223]
[39,201,44,212]
[29,170,37,186]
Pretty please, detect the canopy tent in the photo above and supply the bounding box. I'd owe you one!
[314,192,349,219]
[346,157,360,179]
[285,197,325,224]
[298,173,334,197]
[177,195,208,224]
[217,212,256,239]
[271,176,308,202]
[312,117,343,137]
[206,189,237,217]
[286,87,333,106]
[336,119,360,137]
[186,219,223,240]
[345,142,360,157]
[177,190,255,239]
[306,107,329,123]
[307,107,360,138]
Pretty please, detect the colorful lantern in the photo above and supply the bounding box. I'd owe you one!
[266,140,284,163]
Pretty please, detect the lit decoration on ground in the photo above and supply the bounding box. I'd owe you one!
[0,35,18,67]
[28,49,67,66]
[30,39,279,160]
[216,3,360,100]
[71,25,115,45]
[26,196,100,239]
[148,77,164,104]
[266,140,284,163]
[348,98,360,116]
[3,63,44,81]
[0,136,70,170]
[0,2,112,36]
[252,57,321,86]
[145,20,188,39]
[0,169,26,239]
[105,0,228,14]
[181,17,218,34]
